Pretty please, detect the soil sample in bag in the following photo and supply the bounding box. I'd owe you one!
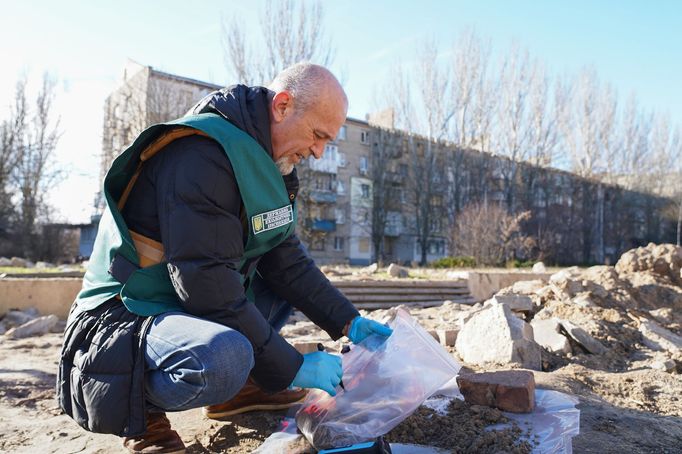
[385,399,533,454]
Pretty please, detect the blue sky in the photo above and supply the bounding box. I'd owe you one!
[1,0,680,222]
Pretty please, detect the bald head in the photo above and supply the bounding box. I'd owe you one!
[268,62,348,115]
[268,63,349,175]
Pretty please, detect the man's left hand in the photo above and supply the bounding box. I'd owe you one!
[347,316,393,344]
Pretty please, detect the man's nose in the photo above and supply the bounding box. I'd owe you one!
[310,142,325,159]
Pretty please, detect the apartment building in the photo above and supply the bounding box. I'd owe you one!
[91,63,675,265]
[99,60,221,199]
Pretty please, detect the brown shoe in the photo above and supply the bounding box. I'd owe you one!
[123,412,186,454]
[203,378,308,419]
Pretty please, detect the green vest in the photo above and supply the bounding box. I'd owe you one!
[76,113,297,316]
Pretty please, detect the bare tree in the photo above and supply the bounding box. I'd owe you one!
[617,94,652,189]
[222,0,334,85]
[8,73,62,259]
[409,41,452,265]
[0,76,29,233]
[453,202,534,266]
[369,128,407,264]
[493,45,535,211]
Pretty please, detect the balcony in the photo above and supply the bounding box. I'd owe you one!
[310,190,337,203]
[305,219,337,232]
[308,144,340,173]
[384,223,401,237]
[309,158,339,174]
[384,211,402,237]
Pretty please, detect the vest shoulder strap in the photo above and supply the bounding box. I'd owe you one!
[117,127,209,211]
[114,126,209,271]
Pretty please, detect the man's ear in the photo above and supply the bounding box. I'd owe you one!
[271,91,293,123]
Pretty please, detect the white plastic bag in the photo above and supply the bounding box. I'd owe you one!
[296,308,461,450]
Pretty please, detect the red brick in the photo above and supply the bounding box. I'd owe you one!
[456,370,535,413]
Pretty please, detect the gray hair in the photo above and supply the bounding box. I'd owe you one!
[268,62,345,112]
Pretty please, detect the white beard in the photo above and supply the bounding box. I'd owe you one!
[275,157,294,175]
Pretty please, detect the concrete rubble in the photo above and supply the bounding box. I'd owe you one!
[9,256,35,268]
[531,262,546,273]
[638,320,682,352]
[530,318,572,354]
[2,243,682,453]
[1,307,62,339]
[5,314,59,339]
[387,263,409,278]
[455,302,542,370]
[557,319,607,354]
[353,262,378,275]
[486,294,533,313]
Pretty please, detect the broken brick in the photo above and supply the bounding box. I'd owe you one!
[437,329,458,346]
[456,370,535,413]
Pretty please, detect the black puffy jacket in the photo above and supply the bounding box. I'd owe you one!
[57,85,359,436]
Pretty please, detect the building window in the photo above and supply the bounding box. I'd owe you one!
[360,130,370,144]
[324,144,338,159]
[338,152,347,167]
[399,164,408,177]
[360,156,368,175]
[334,236,344,251]
[359,238,370,253]
[335,208,345,224]
[430,218,442,232]
[336,125,347,141]
[361,184,370,199]
[337,180,346,195]
[311,237,325,251]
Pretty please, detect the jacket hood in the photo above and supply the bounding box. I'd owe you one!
[188,84,274,157]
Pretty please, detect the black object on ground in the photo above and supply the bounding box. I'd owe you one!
[317,436,392,453]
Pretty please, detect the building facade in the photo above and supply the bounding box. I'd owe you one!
[89,64,677,265]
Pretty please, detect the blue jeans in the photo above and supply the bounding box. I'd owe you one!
[144,274,293,411]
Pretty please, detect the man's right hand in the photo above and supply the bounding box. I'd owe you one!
[291,351,343,396]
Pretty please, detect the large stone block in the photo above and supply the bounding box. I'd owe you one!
[558,320,607,354]
[530,318,572,354]
[456,370,536,413]
[455,302,541,370]
[5,314,59,339]
[510,279,546,295]
[639,320,682,352]
[489,294,533,312]
[532,262,546,273]
[387,263,409,278]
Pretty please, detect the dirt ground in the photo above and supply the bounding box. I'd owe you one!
[2,244,682,453]
[1,325,680,453]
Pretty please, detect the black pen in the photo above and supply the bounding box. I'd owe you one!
[317,343,345,391]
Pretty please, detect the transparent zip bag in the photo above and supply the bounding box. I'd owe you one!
[296,308,461,450]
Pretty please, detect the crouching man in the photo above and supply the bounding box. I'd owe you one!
[57,63,392,454]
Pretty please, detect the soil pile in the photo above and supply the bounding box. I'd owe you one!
[386,399,533,454]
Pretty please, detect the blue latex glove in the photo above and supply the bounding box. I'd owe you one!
[291,351,343,396]
[347,316,393,344]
